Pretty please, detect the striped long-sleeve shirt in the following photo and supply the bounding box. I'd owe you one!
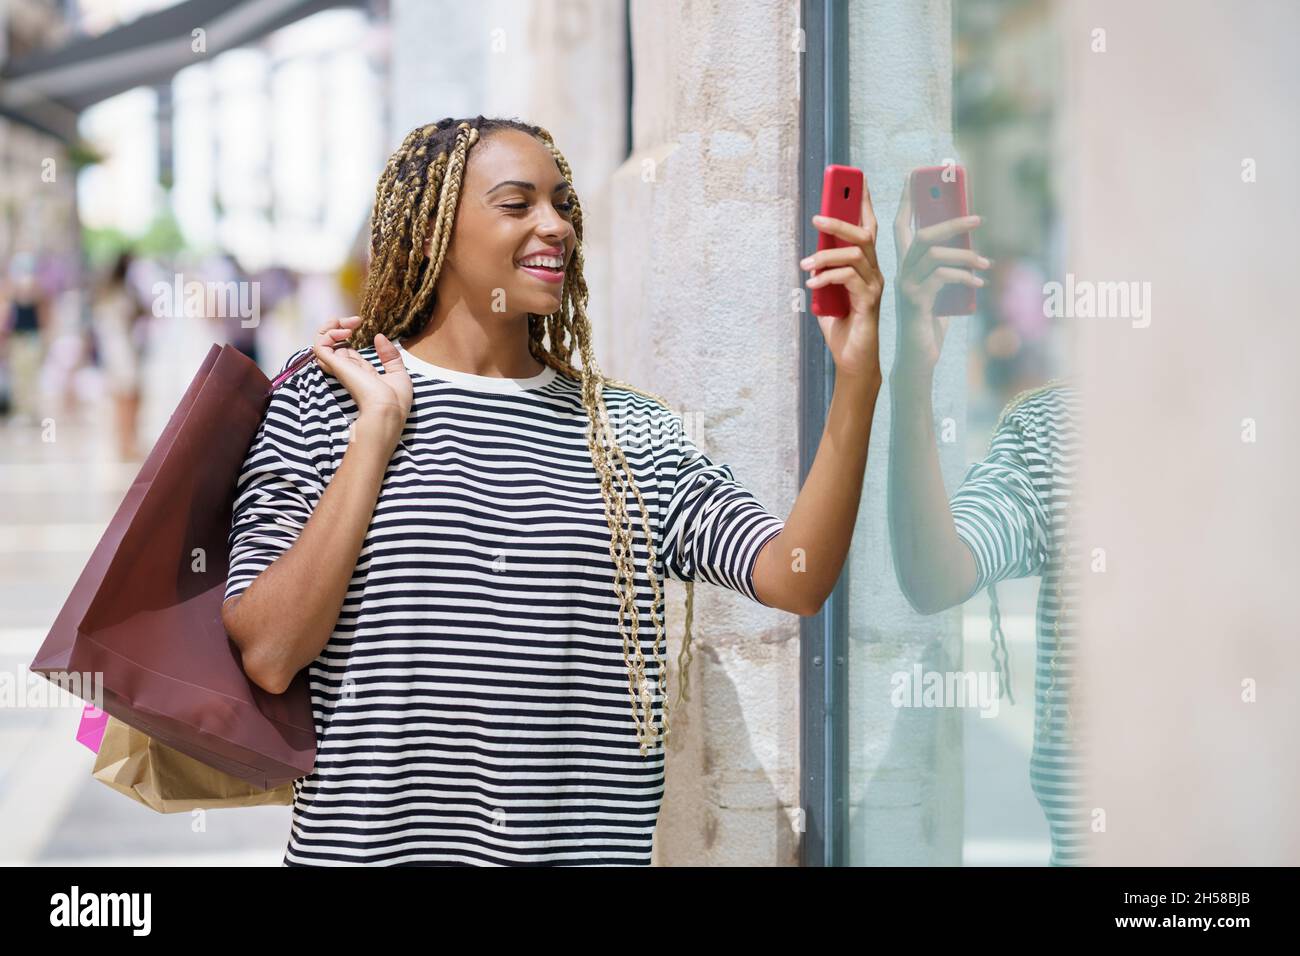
[950,382,1085,866]
[225,341,786,866]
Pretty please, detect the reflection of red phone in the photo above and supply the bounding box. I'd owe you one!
[910,164,976,316]
[811,164,863,318]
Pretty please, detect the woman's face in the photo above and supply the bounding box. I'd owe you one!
[428,128,577,319]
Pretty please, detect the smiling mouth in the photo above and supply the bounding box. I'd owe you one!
[516,260,566,283]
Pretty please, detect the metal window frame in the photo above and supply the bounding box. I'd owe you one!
[623,0,634,160]
[798,0,849,868]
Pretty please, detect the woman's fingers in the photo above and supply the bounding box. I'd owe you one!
[913,214,981,248]
[317,314,361,330]
[314,315,361,342]
[312,329,351,369]
[811,212,873,249]
[900,215,982,278]
[921,245,991,271]
[860,175,879,271]
[918,265,985,294]
[312,338,358,371]
[806,173,881,276]
[312,316,363,367]
[805,264,865,290]
[802,243,869,272]
[311,339,337,375]
[373,332,409,378]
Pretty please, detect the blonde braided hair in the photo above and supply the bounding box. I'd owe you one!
[347,116,695,755]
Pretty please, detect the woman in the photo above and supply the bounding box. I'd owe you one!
[222,116,884,866]
[2,253,51,426]
[91,251,147,460]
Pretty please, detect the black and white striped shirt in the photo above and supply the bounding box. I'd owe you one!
[950,382,1085,866]
[225,341,786,866]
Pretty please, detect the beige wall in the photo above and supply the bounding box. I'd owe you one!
[1067,0,1300,864]
[614,0,804,865]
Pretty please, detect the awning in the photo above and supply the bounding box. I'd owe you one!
[0,0,365,142]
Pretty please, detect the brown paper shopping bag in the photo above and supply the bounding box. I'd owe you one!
[92,715,295,813]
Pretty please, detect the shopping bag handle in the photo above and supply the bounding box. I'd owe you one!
[266,348,316,396]
[265,338,365,396]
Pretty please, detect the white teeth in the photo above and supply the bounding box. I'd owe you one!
[519,256,563,269]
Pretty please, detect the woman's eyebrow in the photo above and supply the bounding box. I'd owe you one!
[486,179,572,196]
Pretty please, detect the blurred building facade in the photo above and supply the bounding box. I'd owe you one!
[1,1,80,287]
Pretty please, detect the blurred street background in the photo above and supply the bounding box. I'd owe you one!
[1,0,388,865]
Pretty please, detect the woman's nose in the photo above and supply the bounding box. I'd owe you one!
[538,211,570,237]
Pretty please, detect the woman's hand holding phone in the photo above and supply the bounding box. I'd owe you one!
[892,171,989,378]
[800,169,885,383]
[311,316,412,450]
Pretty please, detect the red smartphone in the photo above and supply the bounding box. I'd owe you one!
[910,164,977,316]
[811,164,863,318]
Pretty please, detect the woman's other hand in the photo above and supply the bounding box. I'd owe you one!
[892,173,988,376]
[311,316,412,443]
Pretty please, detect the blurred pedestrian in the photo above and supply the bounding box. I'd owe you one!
[1,253,52,426]
[92,251,148,460]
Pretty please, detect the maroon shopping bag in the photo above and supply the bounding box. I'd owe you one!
[30,343,315,790]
